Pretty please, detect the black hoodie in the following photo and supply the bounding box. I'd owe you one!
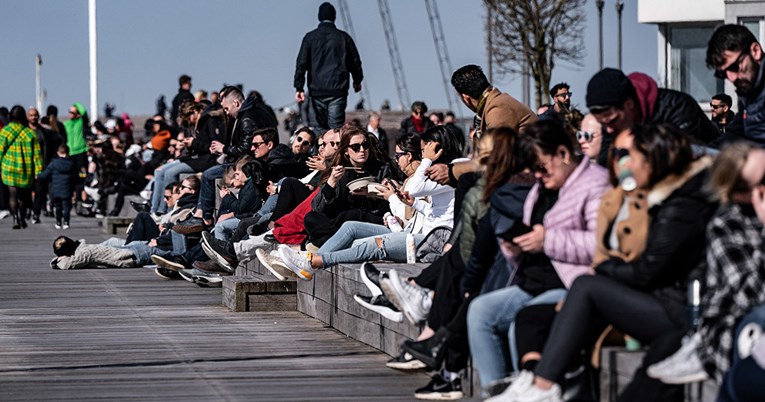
[224,95,278,163]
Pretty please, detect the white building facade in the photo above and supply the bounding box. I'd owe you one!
[638,0,764,108]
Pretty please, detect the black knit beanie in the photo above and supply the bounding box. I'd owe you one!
[318,2,336,22]
[586,68,635,108]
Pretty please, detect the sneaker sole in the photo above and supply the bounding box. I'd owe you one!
[151,255,185,272]
[657,371,709,384]
[178,270,197,284]
[413,391,464,400]
[257,249,297,281]
[195,277,223,288]
[353,294,403,322]
[360,262,383,297]
[201,241,236,273]
[381,274,426,325]
[172,224,205,235]
[386,358,427,370]
[277,246,313,281]
[154,267,180,280]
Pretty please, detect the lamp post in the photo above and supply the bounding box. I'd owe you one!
[596,0,604,70]
[616,0,624,70]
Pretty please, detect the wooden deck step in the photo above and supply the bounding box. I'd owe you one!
[223,273,296,312]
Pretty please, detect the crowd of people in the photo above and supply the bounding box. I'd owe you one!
[2,3,764,400]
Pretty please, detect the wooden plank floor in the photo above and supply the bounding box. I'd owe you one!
[0,214,435,401]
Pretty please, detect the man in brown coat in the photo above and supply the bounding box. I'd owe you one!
[427,64,537,185]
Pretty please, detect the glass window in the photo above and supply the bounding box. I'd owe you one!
[670,26,724,102]
[740,18,763,43]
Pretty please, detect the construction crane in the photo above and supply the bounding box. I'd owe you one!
[337,0,372,110]
[423,0,460,115]
[377,0,411,111]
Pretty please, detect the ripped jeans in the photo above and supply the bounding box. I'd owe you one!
[316,221,424,266]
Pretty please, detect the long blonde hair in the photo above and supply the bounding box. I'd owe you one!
[708,142,758,204]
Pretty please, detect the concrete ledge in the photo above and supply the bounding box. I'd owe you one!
[222,274,297,312]
[297,262,428,356]
[101,217,133,235]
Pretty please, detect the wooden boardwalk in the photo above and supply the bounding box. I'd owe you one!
[0,215,436,401]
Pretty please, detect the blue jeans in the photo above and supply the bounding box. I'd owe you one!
[317,221,424,266]
[213,217,240,241]
[151,160,194,214]
[122,240,173,266]
[467,285,568,387]
[197,164,229,220]
[310,96,347,130]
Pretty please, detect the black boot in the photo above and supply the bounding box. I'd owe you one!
[401,327,451,370]
[11,213,21,230]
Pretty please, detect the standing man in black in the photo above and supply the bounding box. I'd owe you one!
[293,2,363,132]
[171,75,194,128]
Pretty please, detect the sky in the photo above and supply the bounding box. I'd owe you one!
[0,0,657,119]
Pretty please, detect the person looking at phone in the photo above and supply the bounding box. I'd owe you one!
[466,119,609,392]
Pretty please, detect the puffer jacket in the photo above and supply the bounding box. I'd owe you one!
[224,95,278,163]
[595,157,717,325]
[51,241,135,270]
[520,158,609,288]
[37,156,76,199]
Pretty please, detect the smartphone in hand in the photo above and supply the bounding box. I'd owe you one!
[500,221,533,243]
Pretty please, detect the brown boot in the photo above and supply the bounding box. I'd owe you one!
[192,259,232,275]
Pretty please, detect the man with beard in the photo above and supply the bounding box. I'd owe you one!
[707,24,764,144]
[710,93,736,134]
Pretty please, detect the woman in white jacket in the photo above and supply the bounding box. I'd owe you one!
[277,127,466,280]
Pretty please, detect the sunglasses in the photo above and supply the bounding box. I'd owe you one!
[709,103,726,109]
[576,130,597,142]
[69,110,78,115]
[555,92,572,99]
[394,151,408,159]
[318,142,326,148]
[714,51,748,80]
[252,141,265,148]
[611,147,630,161]
[348,141,370,152]
[163,194,173,200]
[295,136,311,147]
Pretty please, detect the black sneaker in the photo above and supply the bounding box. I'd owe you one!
[353,294,403,322]
[130,200,150,213]
[201,231,238,272]
[32,215,41,224]
[154,267,181,280]
[386,351,427,370]
[414,375,463,400]
[151,255,188,272]
[360,262,384,297]
[194,272,224,288]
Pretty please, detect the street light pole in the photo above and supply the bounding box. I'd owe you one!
[35,55,43,112]
[596,0,604,70]
[616,0,624,70]
[89,0,98,121]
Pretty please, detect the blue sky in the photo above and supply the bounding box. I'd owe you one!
[0,0,656,118]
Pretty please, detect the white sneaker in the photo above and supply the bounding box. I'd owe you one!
[380,269,431,325]
[54,223,62,230]
[62,223,70,230]
[256,248,297,281]
[139,189,152,200]
[647,332,709,384]
[277,244,315,280]
[0,210,10,220]
[486,370,534,402]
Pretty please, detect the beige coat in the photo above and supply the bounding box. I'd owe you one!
[592,187,649,267]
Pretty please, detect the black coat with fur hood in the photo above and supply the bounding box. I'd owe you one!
[595,157,717,326]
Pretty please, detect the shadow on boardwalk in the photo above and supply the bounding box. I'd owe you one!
[0,215,435,401]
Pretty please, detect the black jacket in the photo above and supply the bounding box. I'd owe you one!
[311,160,394,219]
[181,103,227,172]
[266,143,310,183]
[33,126,63,167]
[595,159,716,325]
[37,156,76,199]
[398,116,435,137]
[220,179,262,220]
[293,22,363,97]
[224,95,278,164]
[650,88,720,145]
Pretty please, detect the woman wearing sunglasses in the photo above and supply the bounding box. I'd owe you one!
[467,119,609,394]
[278,126,465,281]
[300,125,401,250]
[576,113,603,161]
[492,123,716,402]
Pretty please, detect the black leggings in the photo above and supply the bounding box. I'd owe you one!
[126,212,159,243]
[7,186,32,219]
[271,178,312,222]
[534,275,685,402]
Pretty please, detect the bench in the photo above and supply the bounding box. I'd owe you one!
[101,217,134,235]
[222,273,297,312]
[297,262,428,356]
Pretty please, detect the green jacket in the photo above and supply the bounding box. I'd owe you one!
[63,103,88,156]
[0,122,43,188]
[458,177,488,264]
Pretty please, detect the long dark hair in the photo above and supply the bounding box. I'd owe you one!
[321,124,393,184]
[420,125,462,164]
[395,133,422,161]
[631,123,693,187]
[47,105,60,133]
[517,119,582,173]
[483,127,534,202]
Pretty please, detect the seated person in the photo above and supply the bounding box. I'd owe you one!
[210,156,263,241]
[276,126,464,280]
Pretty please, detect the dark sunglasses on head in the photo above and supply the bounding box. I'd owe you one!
[611,147,630,161]
[348,141,370,152]
[576,130,596,142]
[714,51,748,80]
[295,136,311,147]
